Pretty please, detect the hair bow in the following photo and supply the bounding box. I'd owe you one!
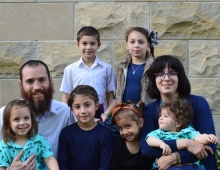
[144,24,159,48]
[112,103,142,118]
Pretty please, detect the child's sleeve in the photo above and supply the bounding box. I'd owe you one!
[60,67,73,94]
[106,66,116,92]
[39,135,54,159]
[58,128,69,170]
[99,129,113,170]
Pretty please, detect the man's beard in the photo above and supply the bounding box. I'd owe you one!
[21,81,54,117]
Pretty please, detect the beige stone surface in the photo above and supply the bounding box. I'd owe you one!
[0,42,37,78]
[76,3,150,40]
[190,79,220,115]
[152,3,220,39]
[0,4,73,40]
[113,0,187,2]
[154,40,188,71]
[38,41,112,78]
[213,115,220,136]
[0,79,20,108]
[189,41,220,78]
[0,0,34,2]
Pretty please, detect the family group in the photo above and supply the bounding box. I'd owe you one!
[0,26,218,170]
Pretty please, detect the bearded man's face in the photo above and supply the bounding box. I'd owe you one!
[20,64,54,116]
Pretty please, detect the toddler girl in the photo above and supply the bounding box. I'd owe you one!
[146,100,219,170]
[0,100,59,170]
[110,101,153,170]
[58,85,113,170]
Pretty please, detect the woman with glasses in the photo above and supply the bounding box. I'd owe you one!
[140,55,217,170]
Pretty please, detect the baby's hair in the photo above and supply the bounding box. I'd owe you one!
[159,100,194,132]
[67,85,99,110]
[2,100,38,143]
[112,100,145,125]
[125,27,155,58]
[77,26,100,43]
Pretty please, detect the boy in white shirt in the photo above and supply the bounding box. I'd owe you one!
[60,26,116,122]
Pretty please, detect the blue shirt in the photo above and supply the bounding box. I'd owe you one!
[0,134,53,169]
[58,123,113,170]
[123,63,146,103]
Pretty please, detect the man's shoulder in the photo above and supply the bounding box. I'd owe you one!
[0,106,6,114]
[50,100,70,113]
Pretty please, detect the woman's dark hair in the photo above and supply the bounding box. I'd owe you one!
[67,85,99,110]
[147,55,191,99]
[159,100,194,132]
[2,100,38,143]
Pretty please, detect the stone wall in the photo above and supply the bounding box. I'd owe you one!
[0,0,220,135]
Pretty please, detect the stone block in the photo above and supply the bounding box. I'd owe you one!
[52,78,63,102]
[0,4,73,40]
[75,3,150,40]
[38,41,112,78]
[155,40,188,71]
[152,3,220,39]
[0,79,20,108]
[190,79,220,115]
[115,0,185,1]
[213,115,220,137]
[189,40,220,78]
[0,42,37,78]
[0,0,34,2]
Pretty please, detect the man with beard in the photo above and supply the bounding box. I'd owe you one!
[0,60,75,170]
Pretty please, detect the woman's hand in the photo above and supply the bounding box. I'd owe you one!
[156,152,177,170]
[185,139,213,160]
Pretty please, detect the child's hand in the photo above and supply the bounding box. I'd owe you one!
[206,134,219,144]
[160,142,172,155]
[101,113,108,122]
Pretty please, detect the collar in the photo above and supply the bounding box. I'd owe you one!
[3,134,41,149]
[76,56,102,68]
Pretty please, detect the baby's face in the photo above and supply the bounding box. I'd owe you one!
[158,108,177,132]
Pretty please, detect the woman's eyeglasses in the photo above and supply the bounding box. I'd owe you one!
[154,71,178,80]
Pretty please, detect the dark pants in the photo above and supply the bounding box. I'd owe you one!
[168,165,204,170]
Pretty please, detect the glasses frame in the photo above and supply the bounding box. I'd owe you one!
[154,71,178,80]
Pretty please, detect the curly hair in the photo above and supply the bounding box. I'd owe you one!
[159,100,194,132]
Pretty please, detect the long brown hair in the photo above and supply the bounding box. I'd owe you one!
[2,100,38,143]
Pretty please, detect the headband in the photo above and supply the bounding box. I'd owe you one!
[144,24,159,48]
[112,103,142,118]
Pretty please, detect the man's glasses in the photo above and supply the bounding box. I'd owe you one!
[154,71,178,80]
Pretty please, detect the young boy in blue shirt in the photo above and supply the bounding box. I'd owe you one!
[60,26,116,121]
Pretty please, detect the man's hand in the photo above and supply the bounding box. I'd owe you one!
[9,150,36,170]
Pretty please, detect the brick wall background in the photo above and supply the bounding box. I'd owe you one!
[0,0,220,135]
